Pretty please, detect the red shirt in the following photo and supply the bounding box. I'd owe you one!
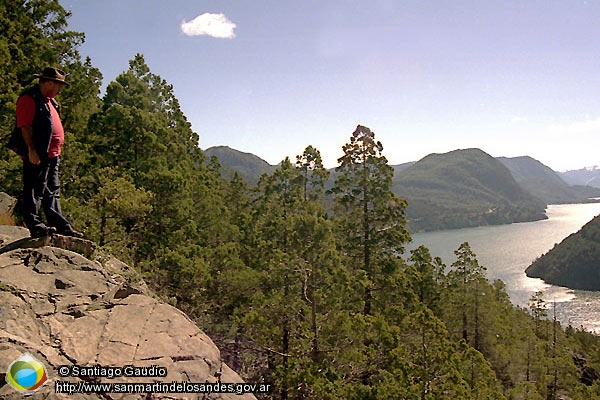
[16,94,64,157]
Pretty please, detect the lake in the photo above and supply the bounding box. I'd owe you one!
[410,203,600,333]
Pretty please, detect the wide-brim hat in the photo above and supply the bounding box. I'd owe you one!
[34,67,69,86]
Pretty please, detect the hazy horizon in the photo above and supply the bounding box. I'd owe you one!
[61,0,600,171]
[204,143,597,173]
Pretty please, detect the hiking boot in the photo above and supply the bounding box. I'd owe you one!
[30,226,57,238]
[57,225,84,238]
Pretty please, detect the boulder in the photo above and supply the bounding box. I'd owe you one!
[0,192,16,215]
[0,226,256,399]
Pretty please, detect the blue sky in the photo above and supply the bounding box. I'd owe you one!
[60,0,600,171]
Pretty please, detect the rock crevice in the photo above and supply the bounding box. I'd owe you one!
[0,225,255,399]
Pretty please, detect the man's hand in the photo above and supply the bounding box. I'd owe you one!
[20,126,40,165]
[28,148,41,165]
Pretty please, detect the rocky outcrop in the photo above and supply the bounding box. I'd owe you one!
[0,232,97,259]
[0,192,16,215]
[0,225,256,399]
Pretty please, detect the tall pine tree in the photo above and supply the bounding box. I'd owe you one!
[331,124,410,315]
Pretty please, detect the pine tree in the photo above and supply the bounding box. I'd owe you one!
[77,55,234,318]
[0,0,93,195]
[295,145,329,203]
[331,124,410,316]
[235,149,362,399]
[0,0,84,128]
[446,242,487,349]
[408,245,445,312]
[529,290,548,338]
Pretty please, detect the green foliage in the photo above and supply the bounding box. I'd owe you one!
[2,7,600,398]
[407,246,445,320]
[296,145,330,203]
[0,0,84,125]
[526,214,600,290]
[92,169,153,262]
[331,125,410,316]
[393,149,547,231]
[204,146,277,186]
[0,0,91,196]
[498,156,600,204]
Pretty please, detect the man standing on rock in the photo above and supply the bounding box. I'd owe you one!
[8,67,83,238]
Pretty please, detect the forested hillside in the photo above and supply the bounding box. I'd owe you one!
[498,156,600,204]
[3,2,600,398]
[204,146,277,185]
[526,214,600,290]
[206,147,553,232]
[392,149,547,232]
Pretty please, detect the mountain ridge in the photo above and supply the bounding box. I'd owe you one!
[204,146,276,186]
[204,145,598,231]
[204,145,597,183]
[498,156,600,204]
[561,166,600,189]
[392,148,547,231]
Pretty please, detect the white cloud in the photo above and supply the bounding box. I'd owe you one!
[181,13,236,39]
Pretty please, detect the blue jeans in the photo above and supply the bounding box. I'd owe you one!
[22,156,70,233]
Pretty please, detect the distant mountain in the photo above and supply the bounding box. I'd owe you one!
[498,156,600,204]
[205,146,600,232]
[561,167,600,189]
[204,146,276,185]
[392,149,547,232]
[393,161,416,175]
[526,214,600,290]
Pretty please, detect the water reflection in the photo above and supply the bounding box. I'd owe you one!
[410,203,600,332]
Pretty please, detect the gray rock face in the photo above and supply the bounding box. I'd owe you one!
[0,231,97,259]
[0,192,16,215]
[0,226,256,399]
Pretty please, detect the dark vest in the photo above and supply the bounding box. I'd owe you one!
[6,85,59,159]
